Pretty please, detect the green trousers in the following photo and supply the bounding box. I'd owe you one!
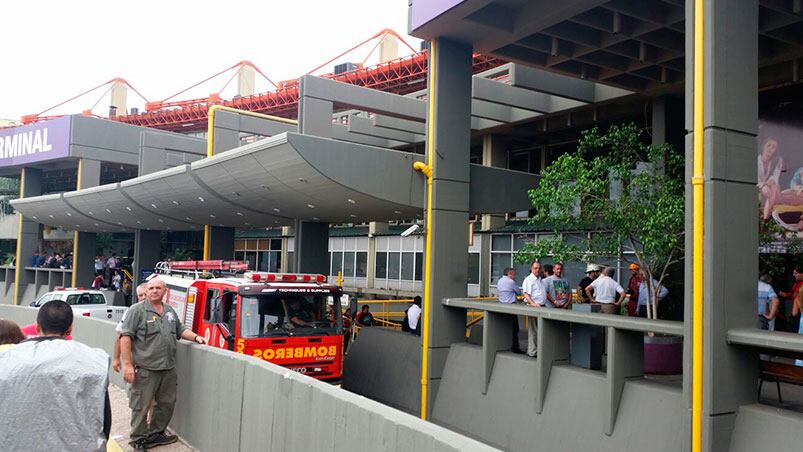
[129,367,177,441]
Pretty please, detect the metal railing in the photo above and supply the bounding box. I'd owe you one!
[442,297,683,436]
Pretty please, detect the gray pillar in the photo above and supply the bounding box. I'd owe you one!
[478,233,492,296]
[12,168,42,305]
[298,77,334,138]
[72,159,101,287]
[652,95,684,149]
[133,230,161,288]
[207,226,235,261]
[293,220,329,275]
[423,38,473,415]
[684,1,758,450]
[481,134,507,231]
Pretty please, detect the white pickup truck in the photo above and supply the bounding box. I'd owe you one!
[29,289,128,322]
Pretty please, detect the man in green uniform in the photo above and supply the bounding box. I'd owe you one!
[120,277,205,450]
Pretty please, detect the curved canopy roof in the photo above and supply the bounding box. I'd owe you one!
[12,132,538,233]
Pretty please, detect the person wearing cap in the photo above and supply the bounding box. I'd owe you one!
[626,263,642,316]
[585,267,626,314]
[577,264,601,304]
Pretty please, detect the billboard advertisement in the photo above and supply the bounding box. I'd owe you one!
[0,116,71,167]
[759,117,803,233]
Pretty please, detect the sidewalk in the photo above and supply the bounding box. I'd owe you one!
[107,384,194,452]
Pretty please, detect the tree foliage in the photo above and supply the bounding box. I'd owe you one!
[515,123,684,319]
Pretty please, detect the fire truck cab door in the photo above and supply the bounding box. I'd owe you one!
[217,291,237,351]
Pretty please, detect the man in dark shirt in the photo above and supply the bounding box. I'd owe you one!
[355,305,375,327]
[287,297,315,327]
[577,264,601,303]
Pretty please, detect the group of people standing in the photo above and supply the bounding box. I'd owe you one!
[29,250,72,269]
[0,276,206,451]
[497,261,669,355]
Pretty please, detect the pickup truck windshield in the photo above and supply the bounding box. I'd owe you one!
[240,293,337,338]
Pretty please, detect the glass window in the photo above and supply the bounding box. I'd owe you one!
[65,293,105,305]
[331,251,343,276]
[388,252,401,280]
[513,234,532,250]
[286,252,294,272]
[32,293,54,307]
[244,252,258,270]
[343,251,355,277]
[355,252,368,278]
[375,252,387,279]
[414,252,424,281]
[491,253,510,283]
[240,294,335,338]
[234,240,246,250]
[492,235,512,251]
[270,239,282,250]
[401,252,414,280]
[205,288,220,321]
[467,254,480,284]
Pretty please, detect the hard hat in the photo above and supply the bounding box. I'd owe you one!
[628,263,640,270]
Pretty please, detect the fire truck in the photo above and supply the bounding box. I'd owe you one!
[150,260,344,382]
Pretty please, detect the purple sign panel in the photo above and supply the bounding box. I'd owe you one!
[410,0,466,31]
[0,116,71,167]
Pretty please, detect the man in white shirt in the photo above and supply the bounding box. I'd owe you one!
[523,261,547,357]
[407,296,422,335]
[585,266,626,314]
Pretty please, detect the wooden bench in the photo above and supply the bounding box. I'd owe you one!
[758,360,803,403]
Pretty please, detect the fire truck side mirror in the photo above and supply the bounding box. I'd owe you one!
[215,323,236,351]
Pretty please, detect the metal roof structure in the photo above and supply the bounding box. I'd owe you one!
[410,0,803,91]
[11,64,633,234]
[10,132,538,232]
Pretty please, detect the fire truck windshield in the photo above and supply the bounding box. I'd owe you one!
[240,293,336,338]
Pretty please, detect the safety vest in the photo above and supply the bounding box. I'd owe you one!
[0,337,109,452]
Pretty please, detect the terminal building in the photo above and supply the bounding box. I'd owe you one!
[2,1,803,451]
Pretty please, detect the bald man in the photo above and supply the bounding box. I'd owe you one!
[120,277,205,450]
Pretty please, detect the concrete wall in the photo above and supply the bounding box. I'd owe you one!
[0,212,18,240]
[342,327,422,414]
[0,305,496,452]
[431,343,687,452]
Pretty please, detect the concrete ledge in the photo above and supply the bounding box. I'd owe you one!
[0,305,495,452]
[342,327,422,415]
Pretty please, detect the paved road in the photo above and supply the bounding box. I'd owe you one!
[107,384,194,452]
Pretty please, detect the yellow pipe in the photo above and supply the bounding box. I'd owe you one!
[12,168,26,305]
[71,159,84,287]
[692,1,705,451]
[415,38,437,421]
[203,105,298,260]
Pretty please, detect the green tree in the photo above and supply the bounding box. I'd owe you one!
[516,123,684,319]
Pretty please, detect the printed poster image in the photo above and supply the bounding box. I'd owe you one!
[758,119,803,234]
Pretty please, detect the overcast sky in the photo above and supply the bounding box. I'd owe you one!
[0,0,420,120]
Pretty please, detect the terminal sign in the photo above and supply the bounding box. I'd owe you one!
[0,116,71,167]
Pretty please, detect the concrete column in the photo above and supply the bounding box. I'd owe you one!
[652,95,684,149]
[237,64,256,97]
[110,81,127,115]
[293,220,329,275]
[480,134,507,231]
[478,233,492,296]
[684,1,759,450]
[207,226,235,260]
[423,38,473,415]
[298,77,333,138]
[12,168,42,305]
[72,159,101,288]
[133,230,161,288]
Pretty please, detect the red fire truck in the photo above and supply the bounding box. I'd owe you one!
[150,260,344,382]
